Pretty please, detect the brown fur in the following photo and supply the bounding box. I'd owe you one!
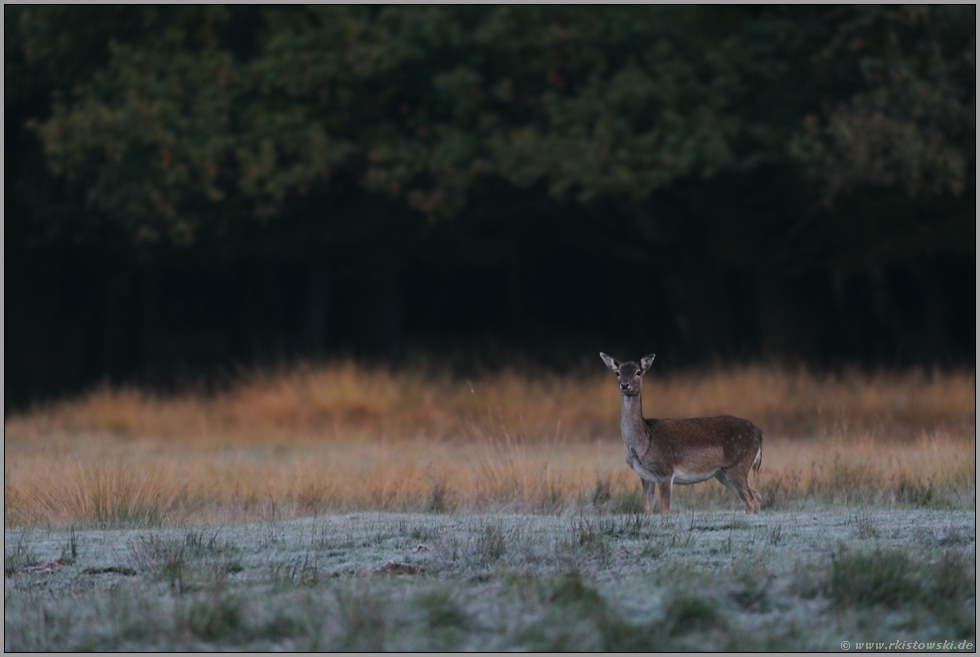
[600,352,764,514]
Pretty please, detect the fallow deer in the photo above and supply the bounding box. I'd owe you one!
[600,353,763,514]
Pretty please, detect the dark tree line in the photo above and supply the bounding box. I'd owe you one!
[5,6,975,404]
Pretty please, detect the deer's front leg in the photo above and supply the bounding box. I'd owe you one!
[657,478,673,514]
[641,478,656,514]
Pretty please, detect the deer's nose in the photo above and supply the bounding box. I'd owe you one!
[620,382,629,390]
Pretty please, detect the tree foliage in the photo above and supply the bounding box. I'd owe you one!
[4,6,975,401]
[12,5,974,246]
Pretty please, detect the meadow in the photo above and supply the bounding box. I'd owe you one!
[4,510,975,650]
[4,363,976,649]
[4,363,975,526]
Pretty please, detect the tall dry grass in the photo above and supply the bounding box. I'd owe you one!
[4,362,975,527]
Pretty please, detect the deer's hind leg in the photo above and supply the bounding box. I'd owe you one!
[656,478,673,514]
[716,469,760,514]
[641,478,657,515]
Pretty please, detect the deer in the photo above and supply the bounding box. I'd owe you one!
[599,353,763,515]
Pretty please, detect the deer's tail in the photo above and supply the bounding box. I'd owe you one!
[752,433,763,476]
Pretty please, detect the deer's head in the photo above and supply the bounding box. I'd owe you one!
[599,353,655,397]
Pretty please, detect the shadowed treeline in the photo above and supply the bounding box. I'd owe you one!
[5,6,975,404]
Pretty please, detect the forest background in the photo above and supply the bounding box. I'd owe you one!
[5,5,976,406]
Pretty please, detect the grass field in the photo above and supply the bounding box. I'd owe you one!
[4,510,975,650]
[4,363,975,527]
[4,363,976,649]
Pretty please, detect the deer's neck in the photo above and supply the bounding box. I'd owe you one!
[620,393,649,449]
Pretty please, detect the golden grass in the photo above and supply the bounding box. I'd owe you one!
[4,362,975,527]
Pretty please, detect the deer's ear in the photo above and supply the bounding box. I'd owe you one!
[599,352,621,372]
[640,354,656,371]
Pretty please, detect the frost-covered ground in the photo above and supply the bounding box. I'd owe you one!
[5,509,976,651]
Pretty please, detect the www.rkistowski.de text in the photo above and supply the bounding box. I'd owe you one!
[842,640,973,651]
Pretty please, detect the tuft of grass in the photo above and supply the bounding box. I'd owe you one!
[426,478,457,513]
[475,521,507,563]
[665,594,724,637]
[616,513,646,539]
[596,615,663,652]
[820,546,975,620]
[524,571,668,651]
[850,509,879,538]
[610,489,644,515]
[767,522,784,547]
[335,586,386,652]
[128,530,241,593]
[758,472,803,510]
[589,478,644,515]
[533,571,663,652]
[129,534,188,592]
[59,526,79,565]
[4,533,37,575]
[641,543,664,559]
[409,523,443,543]
[895,474,950,508]
[417,589,469,632]
[268,552,322,588]
[931,550,975,605]
[73,462,175,528]
[938,525,974,546]
[547,570,604,609]
[591,475,612,506]
[826,548,922,608]
[569,516,613,557]
[184,591,245,642]
[730,562,774,612]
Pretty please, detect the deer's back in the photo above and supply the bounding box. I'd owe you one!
[646,415,762,466]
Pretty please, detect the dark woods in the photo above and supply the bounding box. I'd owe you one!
[5,6,975,405]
